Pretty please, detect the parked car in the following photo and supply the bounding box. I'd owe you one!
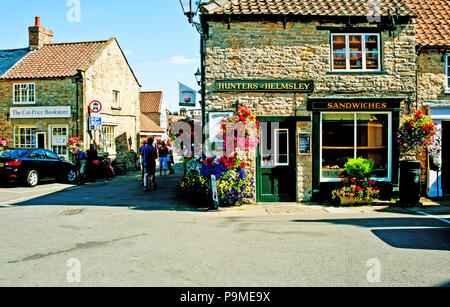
[0,148,78,187]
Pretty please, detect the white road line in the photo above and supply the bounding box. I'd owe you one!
[417,211,450,225]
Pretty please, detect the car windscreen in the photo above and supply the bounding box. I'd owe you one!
[0,149,30,158]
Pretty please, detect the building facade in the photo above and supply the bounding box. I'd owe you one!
[403,0,450,198]
[200,0,417,202]
[0,18,141,171]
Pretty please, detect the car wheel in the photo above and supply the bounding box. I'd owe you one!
[26,170,39,187]
[66,168,78,184]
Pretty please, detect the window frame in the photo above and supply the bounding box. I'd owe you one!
[14,126,37,149]
[445,54,450,94]
[13,83,36,105]
[330,33,381,72]
[112,90,120,109]
[319,111,392,183]
[101,125,116,154]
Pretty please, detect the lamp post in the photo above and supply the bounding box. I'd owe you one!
[179,0,207,157]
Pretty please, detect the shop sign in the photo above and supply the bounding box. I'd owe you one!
[298,132,311,156]
[310,100,401,111]
[10,106,71,118]
[216,79,314,93]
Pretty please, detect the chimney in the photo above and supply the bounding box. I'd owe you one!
[29,17,54,49]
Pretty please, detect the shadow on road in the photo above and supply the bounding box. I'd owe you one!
[4,164,209,212]
[292,217,450,251]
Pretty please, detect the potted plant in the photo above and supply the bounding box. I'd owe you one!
[397,109,438,205]
[332,157,380,206]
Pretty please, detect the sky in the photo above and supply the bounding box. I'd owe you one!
[0,0,203,112]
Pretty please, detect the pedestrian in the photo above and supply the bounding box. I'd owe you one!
[74,145,88,185]
[158,141,169,176]
[167,147,175,174]
[86,144,99,182]
[141,137,158,191]
[139,139,147,183]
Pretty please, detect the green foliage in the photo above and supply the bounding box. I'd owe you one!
[344,157,374,180]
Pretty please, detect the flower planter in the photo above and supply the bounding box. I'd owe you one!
[339,197,374,206]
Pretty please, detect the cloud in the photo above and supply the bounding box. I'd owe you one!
[166,56,196,65]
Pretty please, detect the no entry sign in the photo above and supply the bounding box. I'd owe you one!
[89,100,102,113]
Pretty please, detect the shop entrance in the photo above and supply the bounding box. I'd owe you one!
[442,121,450,195]
[257,118,296,202]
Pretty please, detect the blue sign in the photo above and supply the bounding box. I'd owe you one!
[89,117,102,126]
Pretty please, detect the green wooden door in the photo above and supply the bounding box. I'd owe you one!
[257,117,296,202]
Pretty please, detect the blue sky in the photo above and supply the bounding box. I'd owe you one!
[0,0,203,111]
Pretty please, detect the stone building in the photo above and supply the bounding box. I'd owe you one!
[200,0,417,202]
[403,0,450,198]
[0,18,141,172]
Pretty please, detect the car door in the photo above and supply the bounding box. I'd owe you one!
[26,149,48,178]
[44,150,61,179]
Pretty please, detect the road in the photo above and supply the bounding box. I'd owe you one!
[0,164,449,287]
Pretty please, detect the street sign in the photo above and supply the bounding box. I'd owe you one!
[89,116,102,131]
[89,100,102,113]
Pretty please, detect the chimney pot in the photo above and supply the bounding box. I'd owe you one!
[35,16,40,26]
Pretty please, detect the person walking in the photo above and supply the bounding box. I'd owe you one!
[141,137,158,191]
[167,147,175,174]
[158,141,169,176]
[139,139,146,183]
[74,146,88,185]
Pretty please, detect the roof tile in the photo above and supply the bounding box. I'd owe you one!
[1,41,107,80]
[140,91,163,114]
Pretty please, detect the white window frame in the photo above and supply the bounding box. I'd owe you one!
[274,128,289,166]
[49,125,69,160]
[101,125,116,154]
[14,126,37,149]
[445,54,450,94]
[331,33,381,72]
[260,127,290,168]
[112,90,120,108]
[320,111,392,183]
[13,83,36,105]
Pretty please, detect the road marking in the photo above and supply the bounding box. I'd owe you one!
[417,211,450,225]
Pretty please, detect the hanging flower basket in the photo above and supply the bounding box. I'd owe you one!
[397,110,438,160]
[222,106,260,154]
[0,138,8,153]
[67,137,83,153]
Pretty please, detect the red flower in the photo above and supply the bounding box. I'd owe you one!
[409,121,415,127]
[241,162,247,168]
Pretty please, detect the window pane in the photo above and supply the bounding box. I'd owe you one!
[275,129,289,165]
[260,123,274,168]
[356,114,388,178]
[332,35,347,70]
[349,35,362,70]
[322,113,355,178]
[365,35,379,69]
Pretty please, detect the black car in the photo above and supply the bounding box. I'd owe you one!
[0,148,78,187]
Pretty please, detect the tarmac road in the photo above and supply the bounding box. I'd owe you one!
[0,164,449,287]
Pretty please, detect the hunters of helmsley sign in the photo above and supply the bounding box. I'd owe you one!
[216,79,314,93]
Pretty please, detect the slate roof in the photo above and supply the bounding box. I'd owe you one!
[0,40,107,80]
[402,0,450,47]
[0,48,30,77]
[201,0,415,17]
[140,91,163,114]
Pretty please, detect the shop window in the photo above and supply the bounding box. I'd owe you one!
[14,127,36,148]
[13,83,35,104]
[446,55,450,93]
[331,34,380,71]
[101,125,115,153]
[321,112,390,181]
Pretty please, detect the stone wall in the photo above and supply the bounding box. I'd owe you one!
[418,51,449,105]
[0,77,81,148]
[204,19,417,202]
[83,38,141,172]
